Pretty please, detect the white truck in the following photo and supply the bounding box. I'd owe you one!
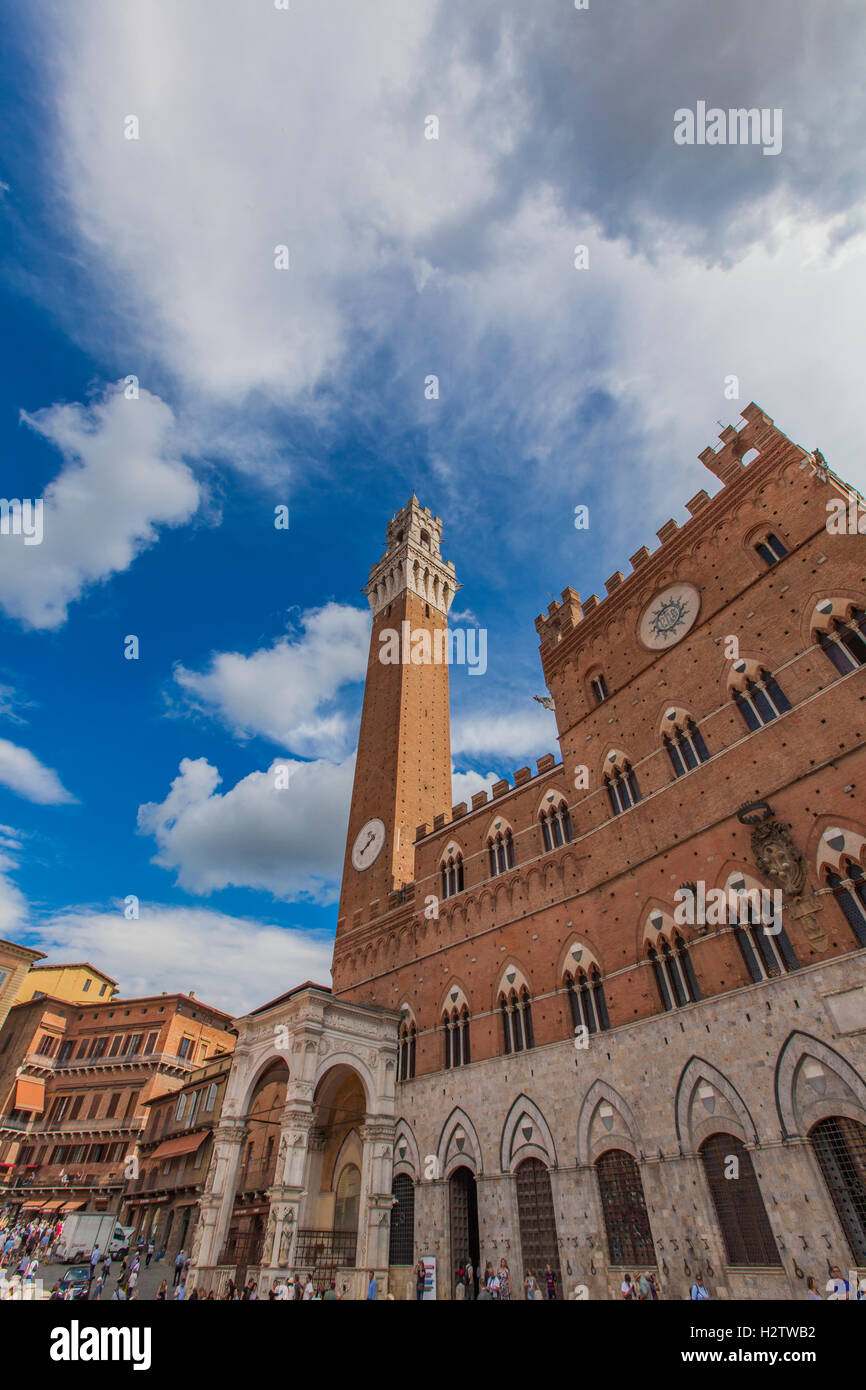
[52,1212,134,1264]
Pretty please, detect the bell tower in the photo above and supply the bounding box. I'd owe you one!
[336,497,458,931]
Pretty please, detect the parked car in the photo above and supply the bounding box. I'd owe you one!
[58,1265,91,1300]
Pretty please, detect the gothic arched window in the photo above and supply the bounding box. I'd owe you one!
[539,797,573,853]
[816,607,866,676]
[595,1149,655,1266]
[826,860,866,948]
[443,1004,471,1069]
[733,667,791,731]
[754,532,788,567]
[500,986,534,1055]
[727,880,799,981]
[488,829,515,877]
[648,933,699,1011]
[605,762,641,816]
[663,716,710,778]
[565,966,609,1035]
[700,1134,781,1266]
[589,673,609,705]
[397,1018,416,1082]
[441,851,464,900]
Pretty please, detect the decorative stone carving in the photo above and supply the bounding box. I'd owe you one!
[751,819,808,896]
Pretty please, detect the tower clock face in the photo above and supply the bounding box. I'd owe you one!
[351,818,386,871]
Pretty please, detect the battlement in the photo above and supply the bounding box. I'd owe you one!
[365,493,459,617]
[535,402,810,651]
[414,752,560,842]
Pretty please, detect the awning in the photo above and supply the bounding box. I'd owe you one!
[14,1077,45,1112]
[20,1200,46,1210]
[40,1199,66,1211]
[150,1130,210,1161]
[59,1200,86,1212]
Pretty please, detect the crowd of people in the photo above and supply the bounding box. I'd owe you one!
[449,1257,562,1299]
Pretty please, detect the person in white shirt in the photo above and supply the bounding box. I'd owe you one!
[302,1275,314,1300]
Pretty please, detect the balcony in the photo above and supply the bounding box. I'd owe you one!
[22,1049,199,1076]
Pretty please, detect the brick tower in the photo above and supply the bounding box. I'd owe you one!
[335,497,458,938]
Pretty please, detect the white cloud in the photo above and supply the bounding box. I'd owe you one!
[27,904,333,1017]
[137,754,355,902]
[0,739,76,805]
[174,604,369,758]
[0,385,200,630]
[0,826,29,938]
[452,705,558,763]
[451,768,500,805]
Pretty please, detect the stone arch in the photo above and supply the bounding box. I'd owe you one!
[312,1056,375,1115]
[439,979,470,1017]
[557,936,601,982]
[674,1056,759,1153]
[775,1031,866,1138]
[393,1118,421,1179]
[235,1050,291,1119]
[812,820,866,879]
[493,959,532,1007]
[577,1079,642,1166]
[500,1094,558,1172]
[437,1106,484,1177]
[800,590,866,650]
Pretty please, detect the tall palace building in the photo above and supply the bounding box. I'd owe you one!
[194,403,866,1299]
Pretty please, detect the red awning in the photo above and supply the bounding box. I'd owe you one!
[14,1078,45,1112]
[59,1200,86,1212]
[150,1130,209,1161]
[40,1199,66,1211]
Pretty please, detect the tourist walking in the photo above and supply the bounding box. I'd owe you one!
[157,1279,168,1301]
[689,1273,710,1300]
[544,1263,557,1300]
[524,1269,538,1300]
[173,1250,185,1287]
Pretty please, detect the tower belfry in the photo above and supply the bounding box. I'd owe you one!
[336,497,459,935]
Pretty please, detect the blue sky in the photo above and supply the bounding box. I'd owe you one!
[1,0,865,1012]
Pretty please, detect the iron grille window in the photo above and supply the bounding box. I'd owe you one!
[388,1173,415,1265]
[827,862,866,947]
[515,1158,562,1290]
[809,1116,866,1264]
[595,1149,656,1267]
[700,1134,781,1266]
[294,1227,358,1270]
[449,1167,480,1283]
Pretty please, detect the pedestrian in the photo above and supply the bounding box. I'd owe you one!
[102,1253,111,1281]
[827,1266,850,1300]
[366,1269,377,1301]
[806,1275,823,1300]
[487,1268,501,1299]
[157,1279,168,1301]
[649,1272,660,1300]
[637,1271,652,1300]
[465,1261,475,1300]
[223,1278,236,1301]
[323,1280,338,1301]
[544,1263,557,1300]
[206,1290,215,1300]
[524,1269,538,1300]
[127,1268,138,1296]
[498,1259,511,1301]
[174,1280,185,1301]
[91,1276,104,1300]
[620,1273,634,1299]
[146,1240,154,1268]
[302,1273,314,1300]
[173,1250,185,1287]
[689,1273,710,1300]
[187,1287,199,1302]
[414,1259,426,1301]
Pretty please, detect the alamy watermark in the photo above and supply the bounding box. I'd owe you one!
[674,881,783,931]
[0,498,43,545]
[674,102,782,157]
[379,622,487,676]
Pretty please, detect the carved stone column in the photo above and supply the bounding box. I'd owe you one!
[193,1123,247,1270]
[358,1119,396,1273]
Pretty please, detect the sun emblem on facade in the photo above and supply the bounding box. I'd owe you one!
[637,582,701,650]
[649,594,689,642]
